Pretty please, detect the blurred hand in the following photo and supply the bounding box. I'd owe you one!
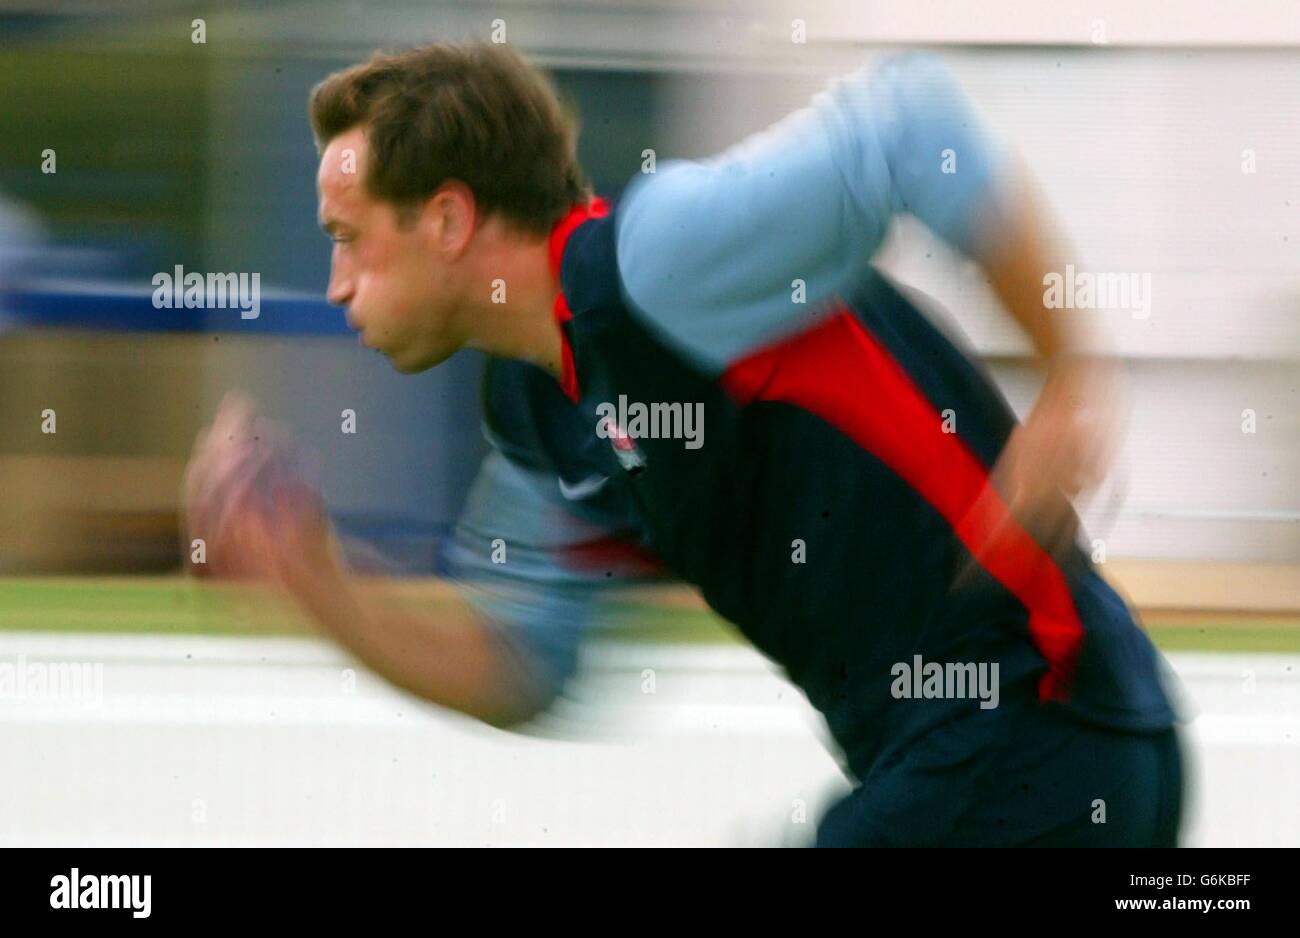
[181,399,527,726]
[182,392,335,586]
[958,357,1127,583]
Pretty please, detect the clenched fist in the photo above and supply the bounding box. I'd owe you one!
[181,392,326,581]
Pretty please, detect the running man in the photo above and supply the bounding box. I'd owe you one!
[185,42,1183,846]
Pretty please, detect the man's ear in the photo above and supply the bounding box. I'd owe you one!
[426,181,476,256]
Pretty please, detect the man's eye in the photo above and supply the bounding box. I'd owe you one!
[331,235,353,245]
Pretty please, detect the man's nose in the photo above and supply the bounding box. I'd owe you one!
[326,269,353,308]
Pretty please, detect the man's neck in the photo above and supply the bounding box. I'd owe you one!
[464,218,564,380]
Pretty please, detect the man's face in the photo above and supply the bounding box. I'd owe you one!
[316,127,468,373]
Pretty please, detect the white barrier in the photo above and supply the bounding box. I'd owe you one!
[0,633,1295,846]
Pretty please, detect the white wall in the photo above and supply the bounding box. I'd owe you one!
[2,632,1294,846]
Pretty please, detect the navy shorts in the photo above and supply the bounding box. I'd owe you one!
[814,689,1186,847]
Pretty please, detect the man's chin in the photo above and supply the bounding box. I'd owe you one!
[389,355,428,375]
[383,344,449,375]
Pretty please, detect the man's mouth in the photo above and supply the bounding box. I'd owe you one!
[355,328,384,354]
[347,316,370,345]
[344,315,387,354]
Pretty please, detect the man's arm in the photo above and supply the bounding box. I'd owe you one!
[616,51,1121,542]
[970,164,1126,550]
[615,51,1101,378]
[276,449,660,728]
[185,397,654,728]
[270,540,543,728]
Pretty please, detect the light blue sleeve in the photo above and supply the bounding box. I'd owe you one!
[616,52,1010,374]
[440,447,652,703]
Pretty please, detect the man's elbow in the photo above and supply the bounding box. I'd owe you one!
[472,670,564,731]
[476,692,555,732]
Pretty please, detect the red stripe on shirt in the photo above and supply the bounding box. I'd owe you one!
[548,198,609,403]
[719,303,1082,702]
[560,535,667,578]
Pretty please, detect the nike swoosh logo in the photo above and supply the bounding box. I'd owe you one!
[557,473,609,500]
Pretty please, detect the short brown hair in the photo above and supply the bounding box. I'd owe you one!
[309,42,589,234]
